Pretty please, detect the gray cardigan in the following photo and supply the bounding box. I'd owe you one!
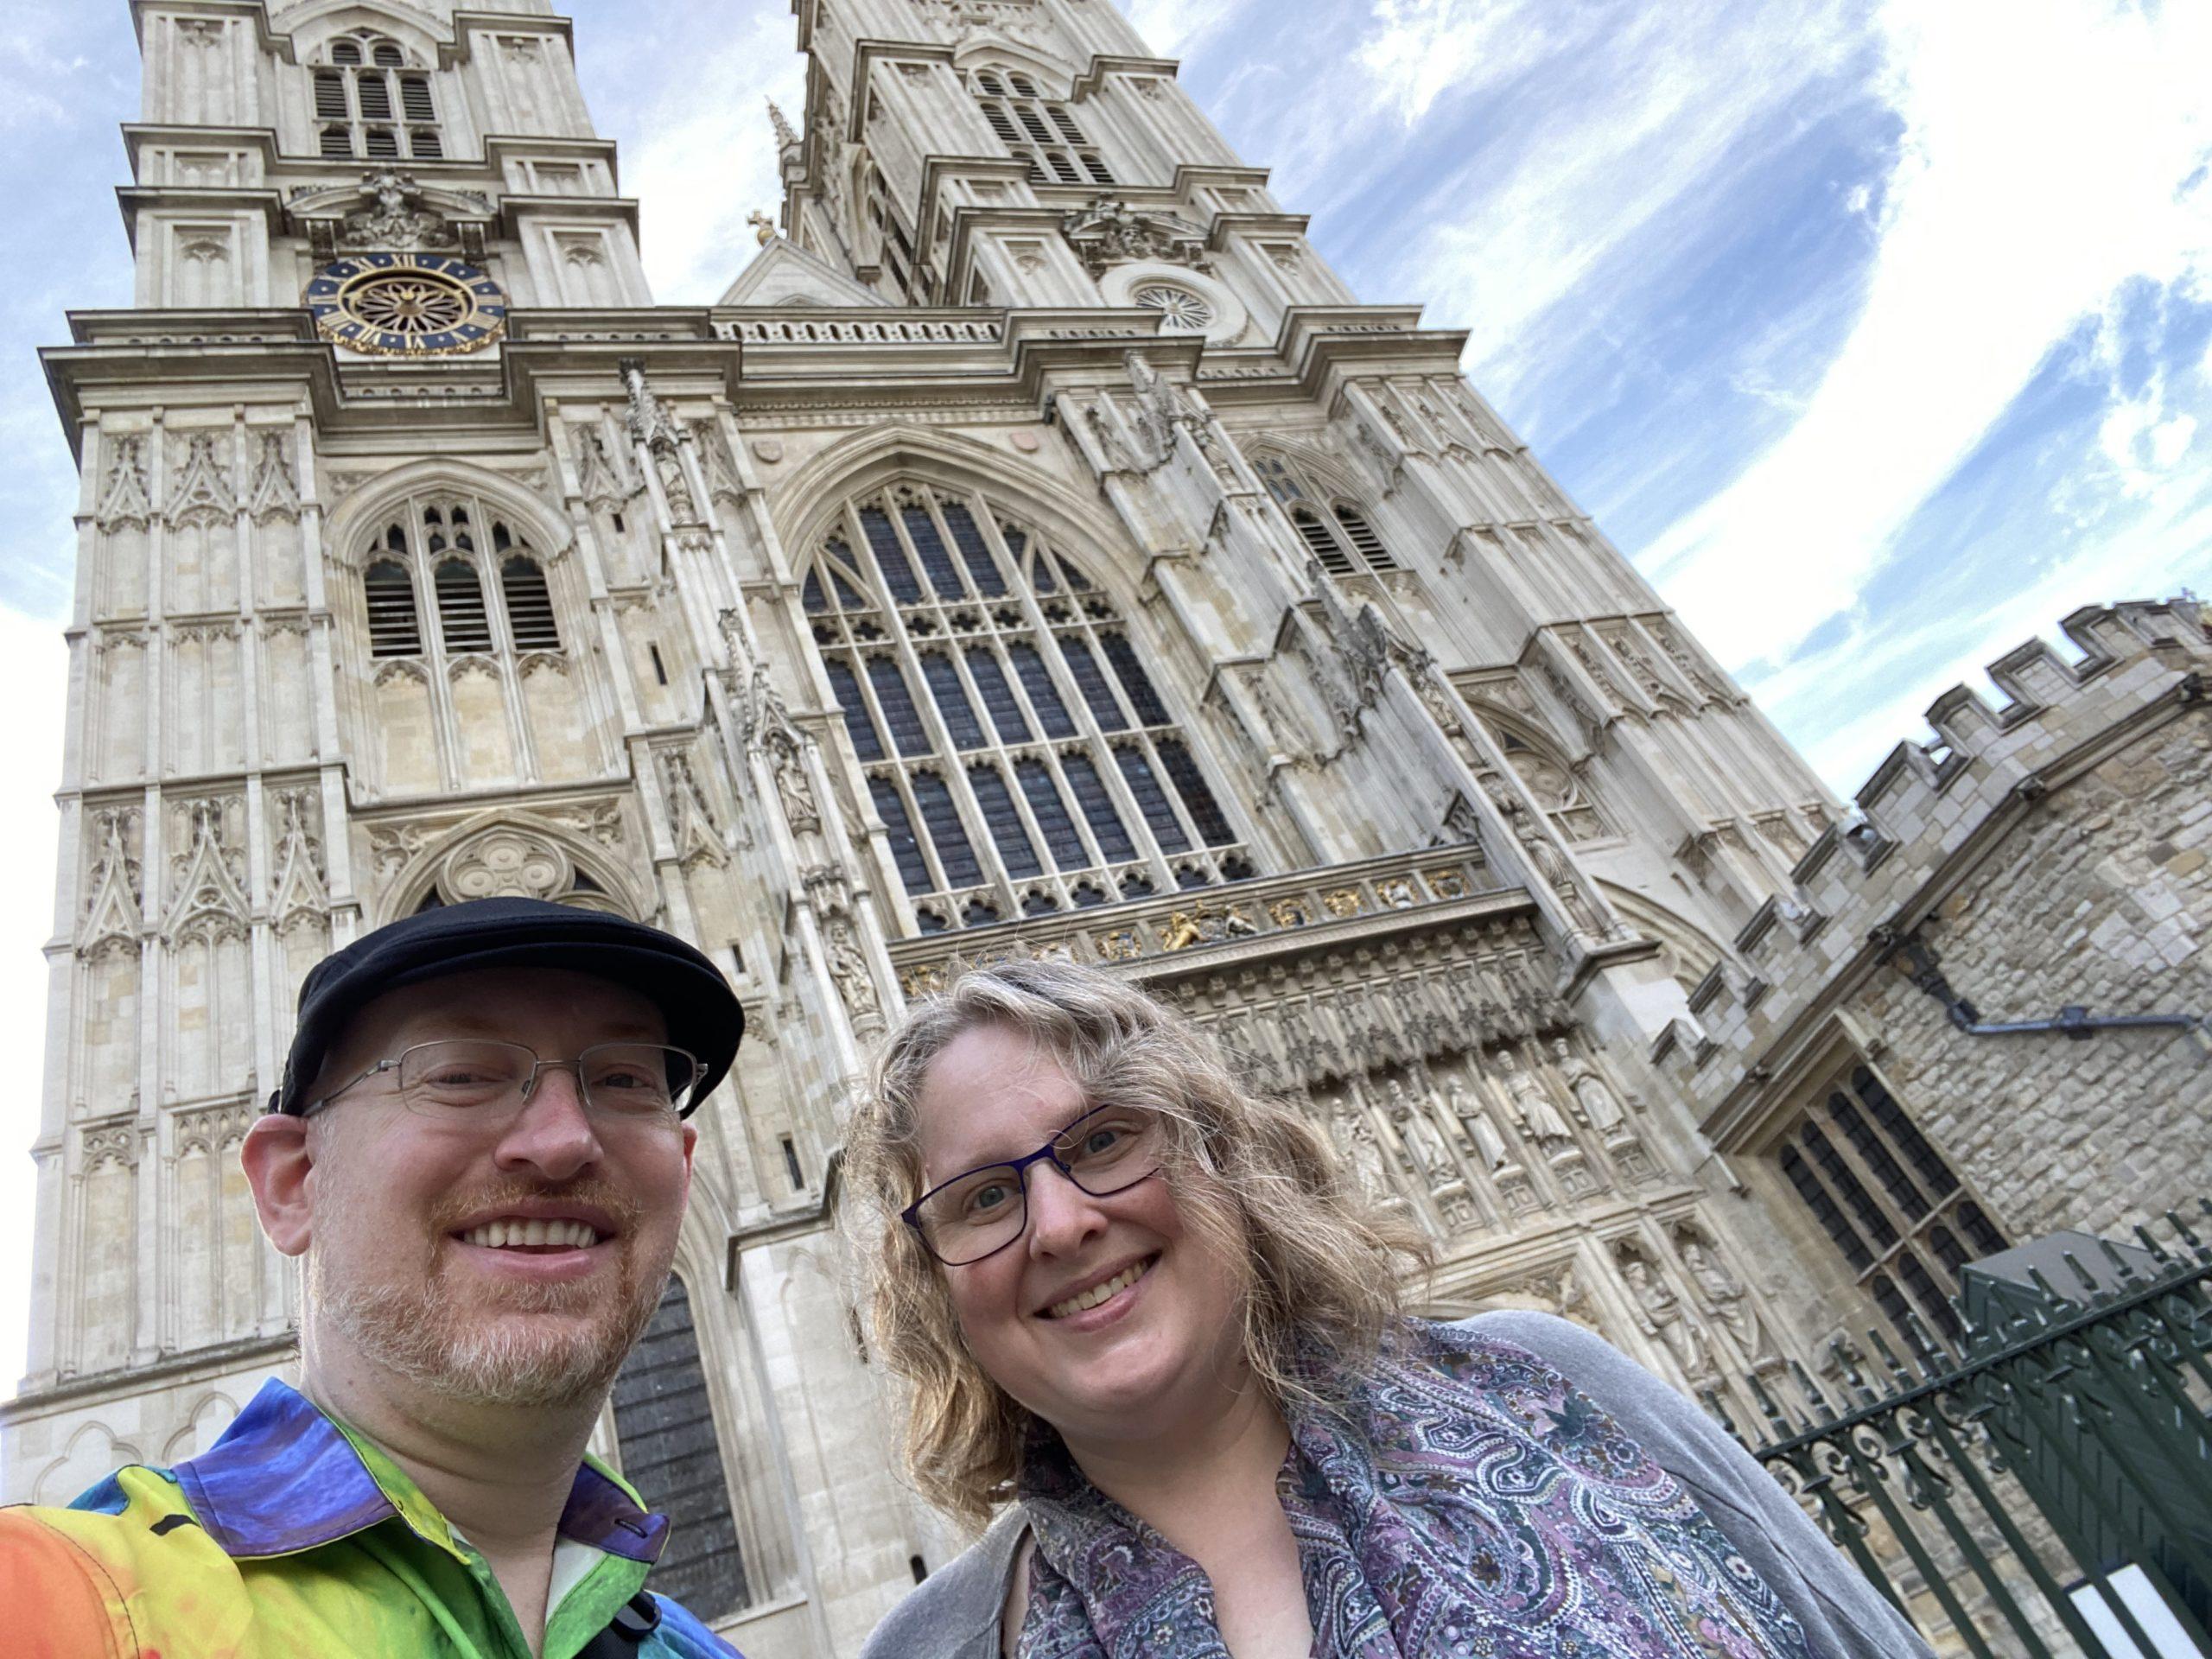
[860,1313,1934,1659]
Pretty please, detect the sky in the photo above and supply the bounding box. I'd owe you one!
[0,0,2207,1400]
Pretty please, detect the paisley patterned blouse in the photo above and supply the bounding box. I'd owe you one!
[1016,1319,1817,1659]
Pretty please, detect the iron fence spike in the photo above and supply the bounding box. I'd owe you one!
[1866,1324,1917,1388]
[2135,1222,2176,1265]
[2097,1236,2141,1282]
[2167,1207,2204,1250]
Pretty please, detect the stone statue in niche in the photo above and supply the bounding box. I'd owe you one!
[1623,1254,1713,1383]
[1330,1100,1390,1198]
[1680,1230,1772,1362]
[1495,1046,1574,1149]
[1444,1075,1510,1171]
[1385,1077,1454,1186]
[821,913,880,1025]
[1550,1038,1627,1134]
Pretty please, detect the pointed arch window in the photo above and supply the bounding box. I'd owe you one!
[357,498,566,667]
[969,67,1115,188]
[1254,453,1401,578]
[804,483,1248,935]
[610,1275,751,1619]
[1777,1064,2007,1348]
[310,32,442,162]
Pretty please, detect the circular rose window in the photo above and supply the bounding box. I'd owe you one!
[1131,283,1217,333]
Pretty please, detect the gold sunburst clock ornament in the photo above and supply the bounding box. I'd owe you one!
[306,252,509,356]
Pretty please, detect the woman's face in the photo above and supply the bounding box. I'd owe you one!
[912,1022,1251,1448]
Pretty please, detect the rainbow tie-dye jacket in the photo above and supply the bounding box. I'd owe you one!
[0,1377,743,1659]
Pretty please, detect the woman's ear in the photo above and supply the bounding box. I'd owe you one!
[240,1113,316,1258]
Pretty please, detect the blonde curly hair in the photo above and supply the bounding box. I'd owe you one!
[842,956,1429,1529]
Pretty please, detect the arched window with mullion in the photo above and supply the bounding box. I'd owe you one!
[804,481,1248,935]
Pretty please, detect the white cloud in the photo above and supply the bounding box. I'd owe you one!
[1375,0,1864,404]
[614,11,807,303]
[1645,0,2212,673]
[0,607,67,1395]
[1123,0,1244,58]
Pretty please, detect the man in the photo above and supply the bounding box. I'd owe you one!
[0,898,750,1658]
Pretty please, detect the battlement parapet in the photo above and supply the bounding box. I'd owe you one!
[1655,597,2211,1119]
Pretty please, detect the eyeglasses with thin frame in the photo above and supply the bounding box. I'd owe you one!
[902,1103,1163,1267]
[305,1039,707,1123]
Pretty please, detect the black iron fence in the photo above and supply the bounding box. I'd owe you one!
[1707,1208,2212,1659]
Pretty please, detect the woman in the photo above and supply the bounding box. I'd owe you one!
[847,958,1930,1659]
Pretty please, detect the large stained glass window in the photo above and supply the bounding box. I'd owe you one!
[804,484,1249,934]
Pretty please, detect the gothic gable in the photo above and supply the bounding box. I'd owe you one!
[717,238,887,309]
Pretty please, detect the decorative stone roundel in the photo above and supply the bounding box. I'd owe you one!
[1131,283,1215,332]
[442,828,569,902]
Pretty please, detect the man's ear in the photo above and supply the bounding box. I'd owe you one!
[241,1113,316,1257]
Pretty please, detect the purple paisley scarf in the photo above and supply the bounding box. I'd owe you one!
[1016,1319,1815,1659]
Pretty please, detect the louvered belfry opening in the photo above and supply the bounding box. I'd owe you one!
[610,1277,750,1620]
[362,495,564,665]
[310,32,441,162]
[969,67,1115,188]
[804,483,1247,935]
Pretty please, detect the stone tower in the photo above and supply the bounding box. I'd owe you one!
[26,2,2193,1655]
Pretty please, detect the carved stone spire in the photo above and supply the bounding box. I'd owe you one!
[767,99,798,152]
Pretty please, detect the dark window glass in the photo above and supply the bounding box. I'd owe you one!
[904,506,964,599]
[499,556,560,651]
[1057,636,1127,731]
[1113,747,1188,852]
[610,1277,749,1621]
[825,662,882,760]
[1060,753,1133,861]
[870,778,930,893]
[1047,150,1083,185]
[966,648,1029,741]
[1157,740,1235,845]
[321,126,353,159]
[1872,1275,1916,1340]
[331,40,364,65]
[399,75,435,123]
[372,41,404,67]
[365,127,400,159]
[982,103,1023,146]
[1082,153,1116,187]
[802,570,830,614]
[1897,1248,1961,1339]
[365,558,423,657]
[1854,1069,1961,1199]
[967,765,1039,877]
[942,503,1007,596]
[1014,760,1085,870]
[1827,1090,1929,1221]
[1958,1202,2007,1257]
[1047,105,1087,143]
[1017,106,1054,144]
[315,72,349,118]
[357,74,393,119]
[410,129,442,161]
[1007,644,1076,737]
[1802,1124,1898,1249]
[920,653,985,749]
[866,658,931,757]
[1100,633,1170,726]
[1782,1144,1872,1271]
[434,560,493,652]
[1928,1226,1968,1279]
[910,772,982,887]
[861,508,921,603]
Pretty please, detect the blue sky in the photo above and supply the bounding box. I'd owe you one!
[0,0,2208,1395]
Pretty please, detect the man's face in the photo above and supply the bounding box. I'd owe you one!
[296,966,696,1409]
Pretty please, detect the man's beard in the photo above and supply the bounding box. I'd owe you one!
[311,1173,662,1409]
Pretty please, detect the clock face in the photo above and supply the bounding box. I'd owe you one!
[306,252,509,357]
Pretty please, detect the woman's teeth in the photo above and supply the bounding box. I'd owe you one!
[460,1218,603,1250]
[1048,1259,1152,1319]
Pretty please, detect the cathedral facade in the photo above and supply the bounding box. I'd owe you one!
[10,0,2208,1654]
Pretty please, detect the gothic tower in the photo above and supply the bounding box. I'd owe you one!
[10,1,2026,1652]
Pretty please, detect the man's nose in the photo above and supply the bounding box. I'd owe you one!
[1025,1161,1107,1256]
[494,1064,603,1179]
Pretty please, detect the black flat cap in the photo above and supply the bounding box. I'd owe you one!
[271,898,743,1116]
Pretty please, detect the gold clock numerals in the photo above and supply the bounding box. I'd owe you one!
[309,255,507,357]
